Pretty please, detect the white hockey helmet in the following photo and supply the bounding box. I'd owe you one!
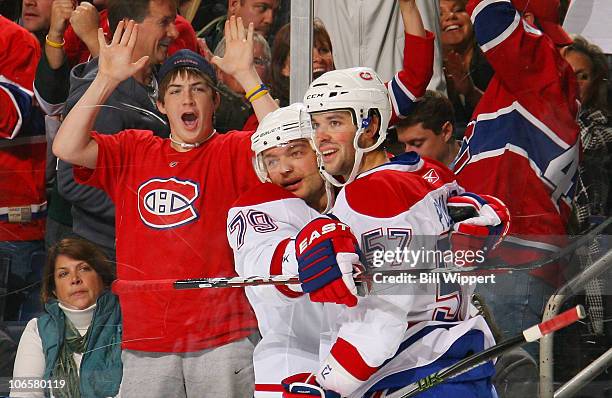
[303,67,392,186]
[251,103,315,183]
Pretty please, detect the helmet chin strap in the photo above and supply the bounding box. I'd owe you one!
[169,130,216,149]
[321,180,336,214]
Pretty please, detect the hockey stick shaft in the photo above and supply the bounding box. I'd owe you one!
[111,218,611,293]
[111,267,475,292]
[388,305,586,398]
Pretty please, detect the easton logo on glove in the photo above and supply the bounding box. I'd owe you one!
[295,218,361,307]
[297,221,351,255]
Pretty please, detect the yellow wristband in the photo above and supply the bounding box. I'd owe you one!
[249,89,269,103]
[245,83,266,99]
[45,35,65,49]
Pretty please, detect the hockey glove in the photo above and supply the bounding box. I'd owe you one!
[447,193,511,262]
[295,218,362,307]
[281,373,340,398]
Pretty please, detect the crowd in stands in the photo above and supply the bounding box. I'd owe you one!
[0,0,610,396]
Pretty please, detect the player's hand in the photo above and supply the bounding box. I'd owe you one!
[281,373,340,398]
[97,20,149,85]
[447,193,510,261]
[295,218,362,307]
[70,2,100,48]
[48,0,74,41]
[211,16,255,83]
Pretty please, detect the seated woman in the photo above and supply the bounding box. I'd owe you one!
[11,238,121,398]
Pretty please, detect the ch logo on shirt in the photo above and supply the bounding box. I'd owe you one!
[138,178,200,229]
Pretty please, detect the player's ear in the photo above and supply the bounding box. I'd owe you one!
[363,113,380,138]
[441,121,453,143]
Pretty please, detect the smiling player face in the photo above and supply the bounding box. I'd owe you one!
[311,110,358,179]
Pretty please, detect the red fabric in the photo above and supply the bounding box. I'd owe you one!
[0,16,45,241]
[270,238,303,298]
[0,15,40,138]
[345,158,456,218]
[74,129,260,352]
[0,16,39,92]
[0,140,47,241]
[330,337,378,381]
[64,12,199,65]
[242,113,259,131]
[387,32,435,125]
[0,88,19,137]
[510,0,572,46]
[458,0,579,286]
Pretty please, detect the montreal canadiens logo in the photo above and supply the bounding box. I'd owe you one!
[359,71,373,80]
[138,178,199,229]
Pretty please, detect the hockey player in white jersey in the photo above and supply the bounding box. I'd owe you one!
[281,69,508,397]
[227,104,330,397]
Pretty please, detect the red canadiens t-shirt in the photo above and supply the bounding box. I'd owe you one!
[75,129,260,352]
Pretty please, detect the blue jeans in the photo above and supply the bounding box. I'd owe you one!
[0,240,45,320]
[476,272,555,359]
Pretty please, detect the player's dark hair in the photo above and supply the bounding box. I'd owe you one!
[41,238,115,304]
[395,91,455,135]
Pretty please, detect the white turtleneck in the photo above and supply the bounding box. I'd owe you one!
[10,303,96,398]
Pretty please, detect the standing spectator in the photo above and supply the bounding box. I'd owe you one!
[0,11,46,320]
[55,0,180,260]
[53,17,277,397]
[454,0,580,351]
[199,0,279,52]
[11,237,121,398]
[439,0,493,136]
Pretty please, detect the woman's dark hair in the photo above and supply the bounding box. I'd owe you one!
[564,35,609,112]
[41,238,115,304]
[270,19,334,106]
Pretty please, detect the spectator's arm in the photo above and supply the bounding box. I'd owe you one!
[467,0,564,96]
[11,319,45,397]
[70,2,101,58]
[34,55,71,113]
[45,0,74,70]
[53,21,148,169]
[399,0,426,38]
[211,16,278,122]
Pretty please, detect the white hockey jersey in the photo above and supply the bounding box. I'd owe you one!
[227,183,325,397]
[315,152,496,397]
